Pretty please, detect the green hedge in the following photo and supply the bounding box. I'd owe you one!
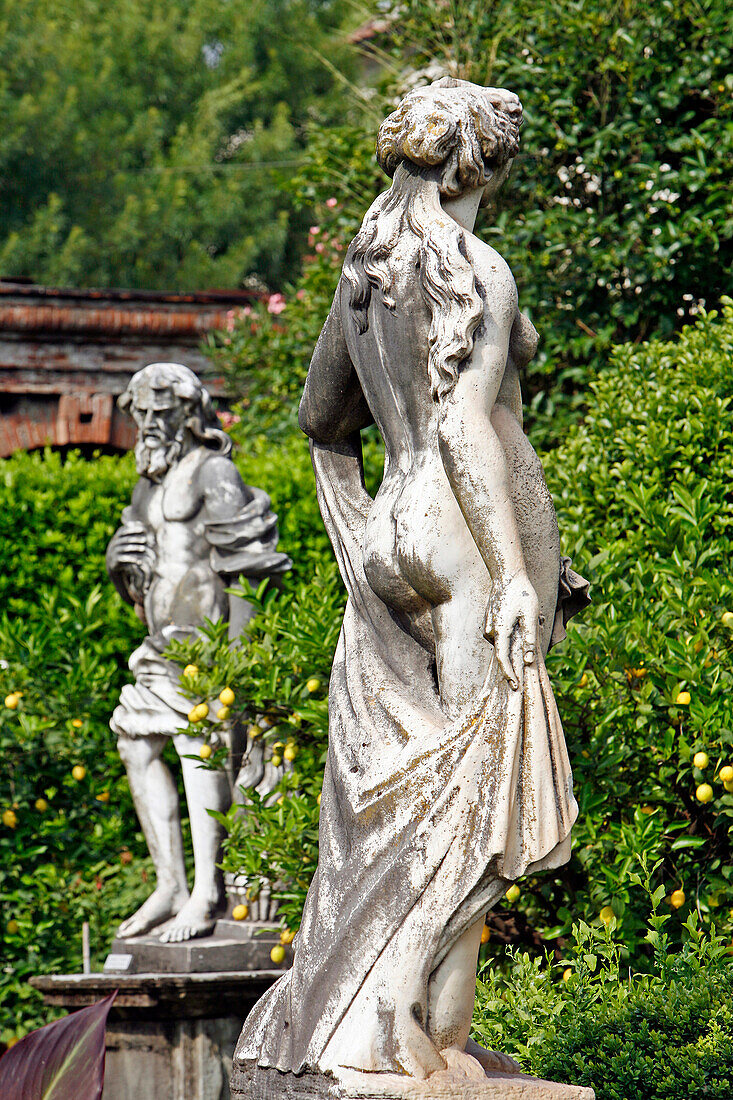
[472,865,733,1099]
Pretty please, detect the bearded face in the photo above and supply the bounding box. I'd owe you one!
[131,391,190,482]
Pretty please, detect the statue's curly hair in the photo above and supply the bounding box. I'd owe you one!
[119,362,232,456]
[342,79,522,400]
[376,77,522,197]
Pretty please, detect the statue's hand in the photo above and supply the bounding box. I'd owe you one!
[106,523,154,602]
[484,573,541,691]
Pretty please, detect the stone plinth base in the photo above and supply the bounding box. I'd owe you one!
[31,970,282,1100]
[231,1062,595,1100]
[103,919,288,975]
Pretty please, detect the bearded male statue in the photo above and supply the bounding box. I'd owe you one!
[106,362,291,943]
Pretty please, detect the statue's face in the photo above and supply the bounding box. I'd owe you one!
[129,383,190,481]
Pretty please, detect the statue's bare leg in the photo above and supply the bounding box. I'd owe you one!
[426,584,530,1078]
[158,733,230,942]
[116,733,190,938]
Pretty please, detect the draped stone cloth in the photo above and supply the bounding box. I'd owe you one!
[235,441,584,1077]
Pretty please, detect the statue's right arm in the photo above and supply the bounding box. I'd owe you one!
[298,285,374,444]
[436,263,539,689]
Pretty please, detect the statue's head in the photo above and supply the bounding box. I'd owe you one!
[120,362,231,481]
[376,77,522,200]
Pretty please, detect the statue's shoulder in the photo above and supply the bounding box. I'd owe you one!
[462,234,517,305]
[162,448,209,521]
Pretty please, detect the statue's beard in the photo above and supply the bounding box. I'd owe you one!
[135,432,184,482]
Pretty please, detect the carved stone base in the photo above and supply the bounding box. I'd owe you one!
[231,1061,595,1100]
[30,971,281,1100]
[103,919,289,975]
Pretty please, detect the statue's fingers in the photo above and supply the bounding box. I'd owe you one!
[495,626,518,690]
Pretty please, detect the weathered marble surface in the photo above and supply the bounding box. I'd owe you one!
[232,1062,595,1100]
[106,362,290,943]
[233,77,590,1096]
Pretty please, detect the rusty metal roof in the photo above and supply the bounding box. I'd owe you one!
[0,279,259,341]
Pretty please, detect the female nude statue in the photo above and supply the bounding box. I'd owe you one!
[233,77,589,1096]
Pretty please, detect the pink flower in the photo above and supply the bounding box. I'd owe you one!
[309,225,320,235]
[241,305,253,317]
[315,242,324,253]
[326,197,338,208]
[224,309,236,332]
[296,288,306,300]
[267,292,287,315]
[218,411,241,428]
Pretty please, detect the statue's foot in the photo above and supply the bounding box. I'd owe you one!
[438,1047,489,1082]
[157,894,218,943]
[465,1036,523,1075]
[116,886,189,939]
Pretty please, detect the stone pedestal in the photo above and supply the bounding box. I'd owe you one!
[31,923,289,1100]
[231,1062,595,1100]
[103,919,286,974]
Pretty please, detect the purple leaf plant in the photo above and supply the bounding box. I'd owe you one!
[0,992,116,1100]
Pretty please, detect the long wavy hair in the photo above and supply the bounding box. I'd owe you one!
[342,78,522,400]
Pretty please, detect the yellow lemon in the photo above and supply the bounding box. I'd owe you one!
[283,744,297,762]
[219,687,235,707]
[306,677,321,694]
[693,752,709,769]
[270,945,286,964]
[600,905,615,924]
[232,904,249,921]
[71,765,86,781]
[182,664,199,678]
[280,928,296,945]
[562,967,573,983]
[579,673,588,687]
[696,783,714,803]
[316,792,321,806]
[247,724,262,740]
[199,744,213,760]
[96,791,110,803]
[676,690,691,706]
[480,924,491,945]
[721,611,733,628]
[34,798,48,812]
[669,888,685,909]
[188,703,209,723]
[7,919,19,934]
[4,693,20,709]
[724,779,733,793]
[271,754,283,768]
[71,718,83,729]
[2,809,17,828]
[505,884,521,904]
[217,706,230,721]
[719,765,733,783]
